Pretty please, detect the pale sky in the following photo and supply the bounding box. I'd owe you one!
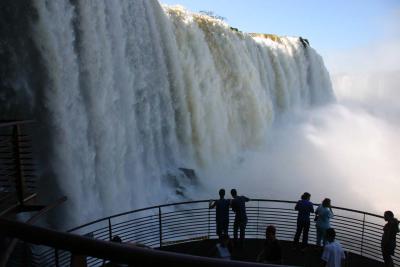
[160,0,400,74]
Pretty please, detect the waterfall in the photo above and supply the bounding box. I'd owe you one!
[0,0,333,227]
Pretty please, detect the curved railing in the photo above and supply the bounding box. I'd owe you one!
[38,199,399,266]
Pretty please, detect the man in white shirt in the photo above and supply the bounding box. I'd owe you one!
[321,228,346,267]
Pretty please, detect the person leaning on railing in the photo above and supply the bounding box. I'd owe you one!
[381,210,399,267]
[230,189,250,248]
[209,188,230,239]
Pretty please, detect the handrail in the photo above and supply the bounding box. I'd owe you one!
[251,199,384,219]
[68,198,384,233]
[68,199,209,232]
[0,218,295,267]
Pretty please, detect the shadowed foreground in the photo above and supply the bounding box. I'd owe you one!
[161,239,384,267]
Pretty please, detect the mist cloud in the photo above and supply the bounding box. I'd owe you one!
[203,9,400,215]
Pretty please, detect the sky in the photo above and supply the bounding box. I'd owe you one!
[160,0,400,74]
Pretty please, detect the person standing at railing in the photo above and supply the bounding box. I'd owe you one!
[230,189,250,248]
[209,189,231,239]
[293,192,314,249]
[315,198,333,246]
[321,228,345,267]
[381,210,399,267]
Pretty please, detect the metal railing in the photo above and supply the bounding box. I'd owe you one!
[0,120,36,216]
[0,219,289,267]
[34,199,399,266]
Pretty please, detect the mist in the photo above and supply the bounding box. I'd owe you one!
[202,11,400,215]
[203,103,399,213]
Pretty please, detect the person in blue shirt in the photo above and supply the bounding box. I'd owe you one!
[209,189,230,238]
[230,188,250,248]
[293,192,314,248]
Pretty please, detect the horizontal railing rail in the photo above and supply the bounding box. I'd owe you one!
[24,199,400,266]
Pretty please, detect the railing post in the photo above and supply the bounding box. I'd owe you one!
[108,218,112,241]
[12,125,25,205]
[158,207,163,247]
[256,200,260,238]
[360,213,366,256]
[208,204,211,238]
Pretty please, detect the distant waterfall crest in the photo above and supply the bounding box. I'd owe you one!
[1,0,333,226]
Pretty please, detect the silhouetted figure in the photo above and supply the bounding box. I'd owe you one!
[257,225,282,265]
[209,189,230,238]
[321,228,345,267]
[381,211,399,267]
[230,189,250,248]
[293,192,314,248]
[315,198,333,246]
[211,233,233,260]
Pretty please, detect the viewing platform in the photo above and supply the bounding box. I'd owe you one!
[1,199,398,266]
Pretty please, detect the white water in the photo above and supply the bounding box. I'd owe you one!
[26,0,334,227]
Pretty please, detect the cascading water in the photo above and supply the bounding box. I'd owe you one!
[0,0,333,227]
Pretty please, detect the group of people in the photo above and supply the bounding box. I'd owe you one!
[209,190,399,267]
[293,192,344,267]
[209,188,281,263]
[209,188,249,248]
[293,192,399,267]
[293,192,333,247]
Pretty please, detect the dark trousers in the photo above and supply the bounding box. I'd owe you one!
[382,242,395,267]
[382,250,394,267]
[233,217,247,247]
[216,220,229,237]
[294,220,310,245]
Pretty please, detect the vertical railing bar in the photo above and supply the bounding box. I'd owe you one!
[256,200,259,238]
[108,218,112,241]
[208,204,210,238]
[360,213,366,256]
[13,125,25,205]
[158,207,163,247]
